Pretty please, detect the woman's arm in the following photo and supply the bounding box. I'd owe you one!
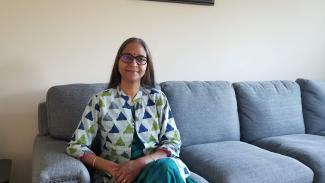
[66,95,122,178]
[66,95,101,159]
[81,154,118,177]
[156,92,182,157]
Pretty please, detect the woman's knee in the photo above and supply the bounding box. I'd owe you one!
[155,158,177,170]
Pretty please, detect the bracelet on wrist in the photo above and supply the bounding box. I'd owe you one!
[92,156,97,167]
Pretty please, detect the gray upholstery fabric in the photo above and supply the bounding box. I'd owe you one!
[253,134,325,183]
[160,81,240,147]
[233,81,305,142]
[32,135,90,183]
[318,130,325,136]
[181,141,313,183]
[189,172,209,183]
[46,83,107,140]
[296,79,325,135]
[38,102,49,135]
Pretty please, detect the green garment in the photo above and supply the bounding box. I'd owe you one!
[130,105,145,160]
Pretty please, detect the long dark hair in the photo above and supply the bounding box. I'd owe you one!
[108,37,155,88]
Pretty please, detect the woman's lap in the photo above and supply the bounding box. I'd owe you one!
[134,158,186,183]
[93,158,196,183]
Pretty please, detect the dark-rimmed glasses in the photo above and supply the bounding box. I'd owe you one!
[120,53,147,65]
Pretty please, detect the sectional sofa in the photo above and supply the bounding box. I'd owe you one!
[32,79,325,183]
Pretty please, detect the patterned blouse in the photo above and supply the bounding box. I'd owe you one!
[66,85,191,182]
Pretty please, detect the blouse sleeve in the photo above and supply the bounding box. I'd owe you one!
[66,95,101,159]
[156,92,181,158]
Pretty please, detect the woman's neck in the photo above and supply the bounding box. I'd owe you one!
[120,81,140,99]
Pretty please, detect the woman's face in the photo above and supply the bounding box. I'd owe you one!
[118,42,147,85]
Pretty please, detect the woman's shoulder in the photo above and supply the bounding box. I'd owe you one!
[142,86,167,99]
[90,88,118,100]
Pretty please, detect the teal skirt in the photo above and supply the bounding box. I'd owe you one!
[134,158,196,183]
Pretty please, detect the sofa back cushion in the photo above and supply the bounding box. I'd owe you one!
[233,81,305,142]
[46,83,107,140]
[161,81,240,147]
[296,79,325,135]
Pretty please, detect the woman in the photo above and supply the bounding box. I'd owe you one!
[66,37,195,183]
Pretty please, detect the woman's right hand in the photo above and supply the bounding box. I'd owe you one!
[102,159,119,178]
[112,159,146,183]
[81,154,118,177]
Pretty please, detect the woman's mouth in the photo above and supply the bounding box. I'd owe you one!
[126,70,138,72]
[126,70,138,73]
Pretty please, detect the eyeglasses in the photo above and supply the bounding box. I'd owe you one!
[120,53,148,65]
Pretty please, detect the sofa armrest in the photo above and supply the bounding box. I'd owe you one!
[32,135,91,183]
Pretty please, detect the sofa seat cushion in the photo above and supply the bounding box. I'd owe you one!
[233,81,305,142]
[181,141,313,183]
[161,81,240,147]
[296,79,325,135]
[254,134,325,183]
[189,172,209,183]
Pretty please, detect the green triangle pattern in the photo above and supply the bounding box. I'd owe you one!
[88,124,96,134]
[151,121,159,131]
[99,98,105,108]
[123,124,134,134]
[77,134,87,145]
[156,97,163,107]
[149,135,157,143]
[68,147,77,155]
[101,91,111,97]
[157,111,160,119]
[173,131,180,140]
[115,137,125,146]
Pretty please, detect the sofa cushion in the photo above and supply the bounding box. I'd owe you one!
[181,141,313,183]
[46,83,107,140]
[233,81,305,142]
[318,130,325,136]
[161,81,240,147]
[254,134,325,183]
[189,172,209,183]
[296,79,325,135]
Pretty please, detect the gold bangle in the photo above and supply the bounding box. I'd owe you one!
[92,156,97,167]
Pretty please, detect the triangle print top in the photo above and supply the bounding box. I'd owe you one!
[66,85,191,182]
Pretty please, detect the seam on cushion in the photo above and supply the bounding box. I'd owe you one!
[48,176,80,183]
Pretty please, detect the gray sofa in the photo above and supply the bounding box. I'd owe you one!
[32,79,325,183]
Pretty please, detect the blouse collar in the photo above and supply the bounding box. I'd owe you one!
[117,85,143,104]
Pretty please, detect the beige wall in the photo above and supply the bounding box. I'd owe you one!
[1,0,325,182]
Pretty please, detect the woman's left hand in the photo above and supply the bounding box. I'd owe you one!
[113,158,146,183]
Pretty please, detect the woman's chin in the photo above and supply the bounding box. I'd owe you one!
[123,77,141,84]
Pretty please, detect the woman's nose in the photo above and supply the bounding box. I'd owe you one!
[129,59,138,66]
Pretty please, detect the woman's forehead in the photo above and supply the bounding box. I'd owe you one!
[122,42,146,56]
